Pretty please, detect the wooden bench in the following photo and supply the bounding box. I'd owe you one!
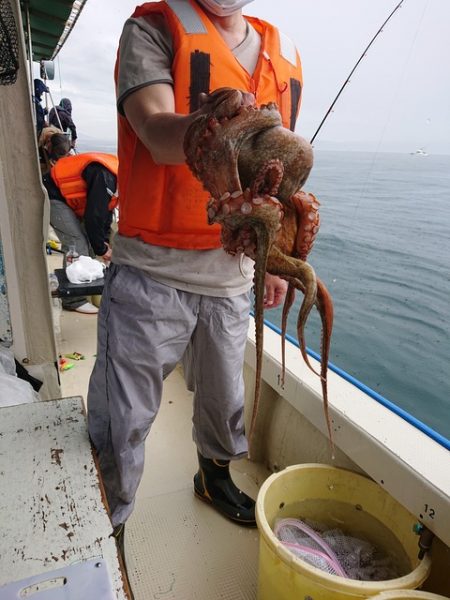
[0,397,130,598]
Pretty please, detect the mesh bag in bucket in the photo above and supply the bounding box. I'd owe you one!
[0,0,19,85]
[274,518,403,581]
[274,518,348,577]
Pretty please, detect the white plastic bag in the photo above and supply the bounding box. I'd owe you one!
[0,373,40,407]
[0,346,40,407]
[0,346,16,376]
[66,255,105,284]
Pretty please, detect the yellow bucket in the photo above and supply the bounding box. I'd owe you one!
[255,464,431,599]
[90,294,102,308]
[374,593,449,599]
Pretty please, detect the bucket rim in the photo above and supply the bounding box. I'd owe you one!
[373,592,449,599]
[255,463,432,593]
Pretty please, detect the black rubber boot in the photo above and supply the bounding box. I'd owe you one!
[193,452,257,526]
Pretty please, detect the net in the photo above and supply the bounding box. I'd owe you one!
[274,518,403,581]
[0,0,19,86]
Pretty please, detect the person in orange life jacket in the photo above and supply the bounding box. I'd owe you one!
[87,0,304,555]
[42,133,117,314]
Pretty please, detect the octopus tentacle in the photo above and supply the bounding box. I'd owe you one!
[184,114,242,198]
[252,159,284,197]
[282,274,335,455]
[247,223,272,453]
[312,277,334,456]
[291,191,321,261]
[275,191,323,382]
[266,245,317,348]
[280,281,296,387]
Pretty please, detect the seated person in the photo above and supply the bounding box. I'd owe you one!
[39,126,67,173]
[42,133,118,314]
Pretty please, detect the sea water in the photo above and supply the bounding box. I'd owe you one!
[264,150,450,440]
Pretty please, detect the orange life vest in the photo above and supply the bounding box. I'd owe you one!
[51,153,119,218]
[116,0,303,249]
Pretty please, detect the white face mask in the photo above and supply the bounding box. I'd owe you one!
[196,0,254,17]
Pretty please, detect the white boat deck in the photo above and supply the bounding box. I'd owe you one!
[50,255,268,600]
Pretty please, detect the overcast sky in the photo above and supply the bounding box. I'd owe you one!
[38,0,450,154]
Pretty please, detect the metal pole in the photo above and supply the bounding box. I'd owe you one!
[23,0,35,124]
[47,90,63,130]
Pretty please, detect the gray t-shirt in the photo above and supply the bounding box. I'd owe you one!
[113,12,261,297]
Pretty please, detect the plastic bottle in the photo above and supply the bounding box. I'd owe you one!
[48,272,59,292]
[52,298,62,338]
[66,244,79,264]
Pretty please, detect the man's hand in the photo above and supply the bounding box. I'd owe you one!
[198,88,255,117]
[263,273,288,309]
[100,242,112,264]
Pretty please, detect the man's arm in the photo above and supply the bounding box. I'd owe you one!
[83,163,116,256]
[42,173,65,202]
[122,83,199,165]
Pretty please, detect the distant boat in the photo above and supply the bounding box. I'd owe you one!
[410,147,429,156]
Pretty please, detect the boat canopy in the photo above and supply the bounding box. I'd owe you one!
[20,0,88,61]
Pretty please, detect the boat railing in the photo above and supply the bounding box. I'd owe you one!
[260,317,450,452]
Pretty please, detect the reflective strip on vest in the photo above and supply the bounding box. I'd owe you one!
[279,30,297,67]
[166,0,207,33]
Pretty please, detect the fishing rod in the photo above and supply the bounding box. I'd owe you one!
[309,0,405,145]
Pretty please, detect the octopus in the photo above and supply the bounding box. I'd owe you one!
[184,88,334,452]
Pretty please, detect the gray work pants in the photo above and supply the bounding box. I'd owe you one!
[49,198,90,309]
[87,263,251,526]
